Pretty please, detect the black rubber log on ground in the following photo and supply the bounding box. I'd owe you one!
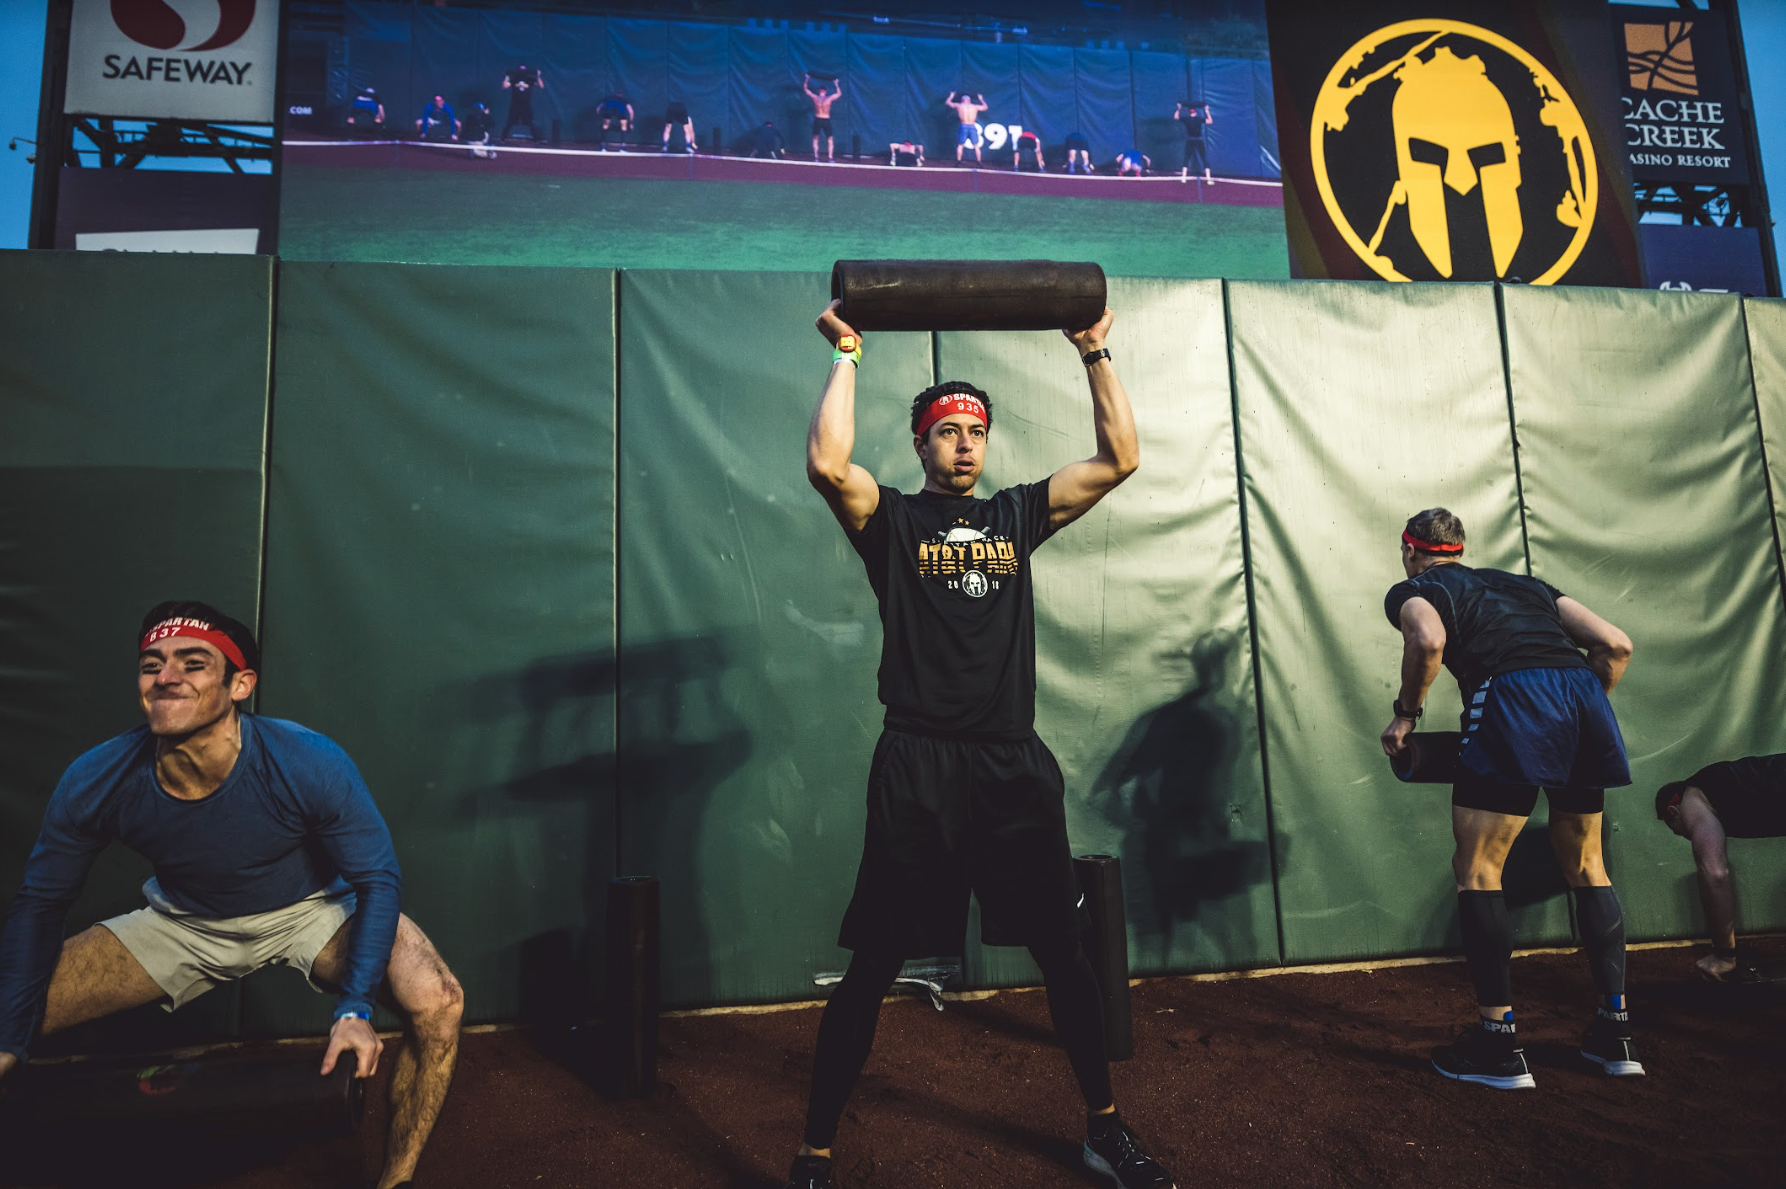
[3,1051,364,1132]
[831,259,1107,331]
[1390,732,1463,784]
[1073,854,1133,1061]
[601,875,661,1099]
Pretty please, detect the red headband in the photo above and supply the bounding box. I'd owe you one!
[915,393,988,439]
[1402,529,1464,555]
[139,617,249,671]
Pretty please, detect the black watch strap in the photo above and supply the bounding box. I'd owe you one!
[1392,699,1423,721]
[1081,347,1111,367]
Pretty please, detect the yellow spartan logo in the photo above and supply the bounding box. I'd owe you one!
[1625,22,1697,95]
[1311,20,1596,285]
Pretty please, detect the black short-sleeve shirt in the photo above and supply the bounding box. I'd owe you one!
[848,482,1055,740]
[1383,564,1589,697]
[1687,753,1786,838]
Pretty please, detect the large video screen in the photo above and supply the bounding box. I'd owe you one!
[277,2,1290,278]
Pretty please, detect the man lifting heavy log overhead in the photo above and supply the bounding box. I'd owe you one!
[1380,509,1640,1089]
[0,602,462,1189]
[785,270,1173,1189]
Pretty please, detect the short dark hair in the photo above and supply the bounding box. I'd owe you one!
[1655,780,1689,821]
[1405,507,1465,549]
[138,600,260,676]
[910,381,993,435]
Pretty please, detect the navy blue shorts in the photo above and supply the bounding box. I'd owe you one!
[1452,667,1630,816]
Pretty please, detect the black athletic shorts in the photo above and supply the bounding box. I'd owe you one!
[1452,776,1605,817]
[1183,140,1207,172]
[838,728,1085,958]
[666,102,688,123]
[812,116,833,137]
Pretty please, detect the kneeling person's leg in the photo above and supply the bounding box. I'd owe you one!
[311,913,463,1189]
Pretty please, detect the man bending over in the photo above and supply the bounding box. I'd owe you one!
[1656,753,1786,981]
[0,603,463,1189]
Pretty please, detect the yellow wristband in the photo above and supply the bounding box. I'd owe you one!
[833,335,862,366]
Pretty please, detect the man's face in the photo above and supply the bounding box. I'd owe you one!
[138,639,254,738]
[433,96,444,107]
[915,414,987,494]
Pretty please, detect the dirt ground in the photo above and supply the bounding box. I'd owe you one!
[7,938,1783,1189]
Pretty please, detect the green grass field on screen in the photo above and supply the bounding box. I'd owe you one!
[280,166,1292,277]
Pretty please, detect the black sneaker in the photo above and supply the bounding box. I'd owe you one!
[1581,1009,1645,1076]
[1431,1020,1536,1090]
[1083,1116,1176,1189]
[785,1154,833,1189]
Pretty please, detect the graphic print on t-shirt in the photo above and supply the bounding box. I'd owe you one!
[916,518,1021,598]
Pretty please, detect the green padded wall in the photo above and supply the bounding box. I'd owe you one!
[1739,297,1786,930]
[259,261,617,1029]
[1227,280,1565,964]
[1504,287,1786,939]
[0,249,272,1046]
[936,279,1277,986]
[616,271,934,1006]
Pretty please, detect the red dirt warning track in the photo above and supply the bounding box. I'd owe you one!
[9,938,1783,1188]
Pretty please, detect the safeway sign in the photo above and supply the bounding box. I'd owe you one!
[65,0,279,122]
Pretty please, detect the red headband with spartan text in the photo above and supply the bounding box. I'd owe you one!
[915,393,989,439]
[1402,529,1464,555]
[139,617,250,671]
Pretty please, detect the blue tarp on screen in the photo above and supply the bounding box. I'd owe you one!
[339,2,1279,178]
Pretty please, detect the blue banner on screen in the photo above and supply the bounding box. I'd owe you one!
[275,2,1292,278]
[1641,224,1767,296]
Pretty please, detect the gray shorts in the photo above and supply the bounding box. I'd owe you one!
[101,880,357,1011]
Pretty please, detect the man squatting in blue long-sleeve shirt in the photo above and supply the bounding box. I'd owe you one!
[0,602,463,1189]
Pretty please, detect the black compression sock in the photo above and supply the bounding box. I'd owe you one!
[1457,890,1513,1007]
[1572,885,1628,1001]
[1087,1109,1122,1138]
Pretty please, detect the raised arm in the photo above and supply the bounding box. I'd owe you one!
[1380,597,1446,756]
[803,77,820,101]
[829,80,843,101]
[1046,308,1137,532]
[945,91,958,107]
[806,301,881,533]
[1556,596,1633,691]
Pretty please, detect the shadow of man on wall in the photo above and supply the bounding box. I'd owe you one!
[1089,632,1273,967]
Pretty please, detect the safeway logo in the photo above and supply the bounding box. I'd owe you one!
[111,0,256,53]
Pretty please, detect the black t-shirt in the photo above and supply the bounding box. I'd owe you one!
[1182,111,1206,141]
[1383,563,1588,697]
[1687,753,1786,838]
[848,482,1055,740]
[506,69,539,101]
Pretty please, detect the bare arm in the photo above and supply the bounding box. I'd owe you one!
[1380,597,1445,755]
[806,301,881,532]
[1556,595,1633,691]
[830,82,842,101]
[803,79,820,101]
[1047,308,1137,532]
[1681,790,1737,952]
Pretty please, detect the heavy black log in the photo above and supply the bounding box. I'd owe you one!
[831,259,1107,331]
[4,1051,364,1132]
[1072,854,1133,1062]
[1390,732,1463,784]
[601,875,661,1098]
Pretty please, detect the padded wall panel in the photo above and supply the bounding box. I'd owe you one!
[1740,297,1786,931]
[1506,287,1786,939]
[1229,281,1545,963]
[616,271,933,1007]
[936,279,1277,987]
[0,249,272,1048]
[259,262,617,1030]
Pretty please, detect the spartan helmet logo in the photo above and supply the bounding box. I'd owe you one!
[1392,48,1522,277]
[1311,20,1597,286]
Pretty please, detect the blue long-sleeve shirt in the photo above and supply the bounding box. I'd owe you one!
[0,715,401,1058]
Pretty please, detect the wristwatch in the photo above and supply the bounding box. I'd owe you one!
[1392,699,1423,721]
[1081,347,1111,367]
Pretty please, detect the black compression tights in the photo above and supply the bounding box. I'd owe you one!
[801,939,1114,1150]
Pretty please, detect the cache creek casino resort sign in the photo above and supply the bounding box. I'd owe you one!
[1266,0,1643,287]
[65,0,279,123]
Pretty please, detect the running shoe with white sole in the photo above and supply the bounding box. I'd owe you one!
[1431,1021,1537,1090]
[1083,1116,1176,1189]
[1580,1011,1645,1076]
